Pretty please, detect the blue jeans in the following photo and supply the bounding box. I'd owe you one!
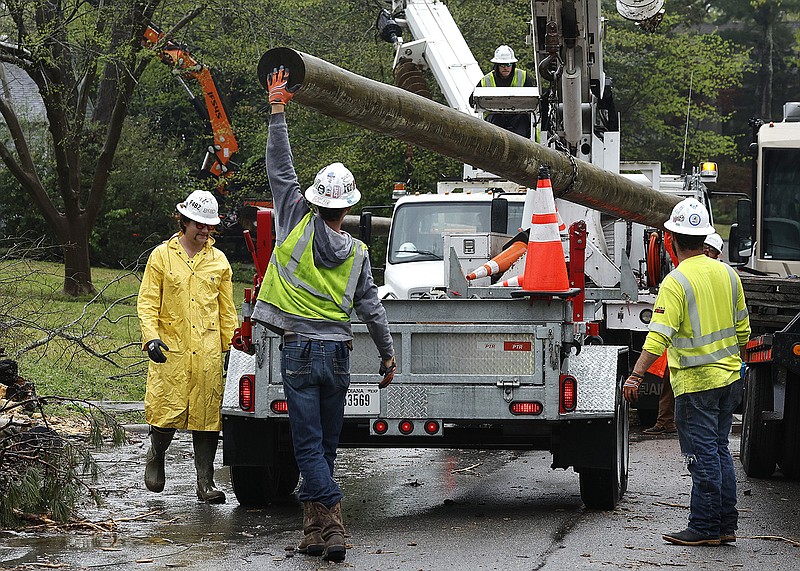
[281,338,350,508]
[674,379,743,537]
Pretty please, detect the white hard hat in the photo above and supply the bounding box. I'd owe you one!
[616,0,664,21]
[663,198,715,236]
[305,162,361,208]
[704,232,724,253]
[491,45,517,64]
[176,190,220,225]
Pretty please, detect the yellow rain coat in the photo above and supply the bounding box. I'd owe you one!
[137,234,238,431]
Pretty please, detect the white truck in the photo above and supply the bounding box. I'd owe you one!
[221,0,697,509]
[372,0,716,426]
[728,102,800,480]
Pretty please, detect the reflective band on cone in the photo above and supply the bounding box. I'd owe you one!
[500,275,521,288]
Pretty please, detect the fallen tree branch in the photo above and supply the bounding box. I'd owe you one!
[451,462,482,475]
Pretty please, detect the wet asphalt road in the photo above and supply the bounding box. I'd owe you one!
[2,426,800,571]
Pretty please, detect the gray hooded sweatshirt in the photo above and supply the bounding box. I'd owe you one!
[251,112,394,361]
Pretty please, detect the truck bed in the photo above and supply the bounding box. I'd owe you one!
[739,274,800,334]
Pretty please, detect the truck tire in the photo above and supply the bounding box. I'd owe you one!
[230,453,300,506]
[740,364,778,478]
[580,387,629,509]
[778,374,800,479]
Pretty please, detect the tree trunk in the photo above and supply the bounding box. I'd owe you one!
[60,218,95,296]
[762,19,773,119]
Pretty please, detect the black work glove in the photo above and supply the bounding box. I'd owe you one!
[146,339,169,363]
[223,350,230,373]
[379,356,396,389]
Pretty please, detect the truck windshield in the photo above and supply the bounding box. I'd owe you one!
[761,148,800,261]
[388,201,524,264]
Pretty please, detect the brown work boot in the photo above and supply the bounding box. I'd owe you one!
[318,501,346,562]
[297,502,324,556]
[643,424,677,435]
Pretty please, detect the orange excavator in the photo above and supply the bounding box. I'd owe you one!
[142,24,239,189]
[142,24,274,265]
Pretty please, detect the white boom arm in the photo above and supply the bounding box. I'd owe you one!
[388,0,484,116]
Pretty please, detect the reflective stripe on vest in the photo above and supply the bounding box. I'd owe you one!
[263,213,365,320]
[662,264,743,368]
[480,68,526,88]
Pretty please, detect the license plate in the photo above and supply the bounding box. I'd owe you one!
[344,385,380,416]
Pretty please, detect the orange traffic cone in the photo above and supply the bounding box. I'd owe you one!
[514,166,580,297]
[500,274,522,287]
[466,241,527,281]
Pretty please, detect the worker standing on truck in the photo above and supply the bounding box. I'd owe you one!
[622,198,750,547]
[253,66,395,563]
[471,45,535,139]
[137,189,239,504]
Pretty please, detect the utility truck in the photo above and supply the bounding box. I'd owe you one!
[221,0,696,509]
[371,0,713,424]
[729,102,800,479]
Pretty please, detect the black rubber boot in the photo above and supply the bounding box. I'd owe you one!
[144,426,175,493]
[192,431,226,504]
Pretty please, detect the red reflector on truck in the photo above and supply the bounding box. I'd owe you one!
[509,401,543,415]
[239,375,254,412]
[398,420,414,434]
[270,400,288,414]
[560,374,577,412]
[424,420,440,434]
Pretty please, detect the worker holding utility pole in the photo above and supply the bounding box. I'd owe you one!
[137,190,239,504]
[252,65,395,562]
[623,198,750,547]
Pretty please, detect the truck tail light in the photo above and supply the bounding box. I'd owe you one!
[270,400,288,414]
[509,401,543,415]
[239,374,254,411]
[560,374,578,412]
[373,420,389,434]
[424,420,440,434]
[398,420,414,435]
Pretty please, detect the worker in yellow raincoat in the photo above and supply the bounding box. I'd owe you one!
[137,189,239,503]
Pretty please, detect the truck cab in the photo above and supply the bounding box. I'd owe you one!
[381,190,528,299]
[730,102,800,278]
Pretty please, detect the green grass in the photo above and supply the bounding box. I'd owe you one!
[0,260,253,402]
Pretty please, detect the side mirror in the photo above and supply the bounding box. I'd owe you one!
[736,198,752,238]
[728,223,746,263]
[729,198,754,263]
[491,196,509,234]
[359,211,373,247]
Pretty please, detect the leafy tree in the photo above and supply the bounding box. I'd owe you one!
[603,11,752,172]
[0,0,201,295]
[712,0,800,120]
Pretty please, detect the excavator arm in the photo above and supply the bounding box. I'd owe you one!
[142,24,239,185]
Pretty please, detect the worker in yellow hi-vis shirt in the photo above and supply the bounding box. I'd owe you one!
[622,198,750,547]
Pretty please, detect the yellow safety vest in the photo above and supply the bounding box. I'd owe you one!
[480,68,527,88]
[257,212,366,322]
[643,255,750,396]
